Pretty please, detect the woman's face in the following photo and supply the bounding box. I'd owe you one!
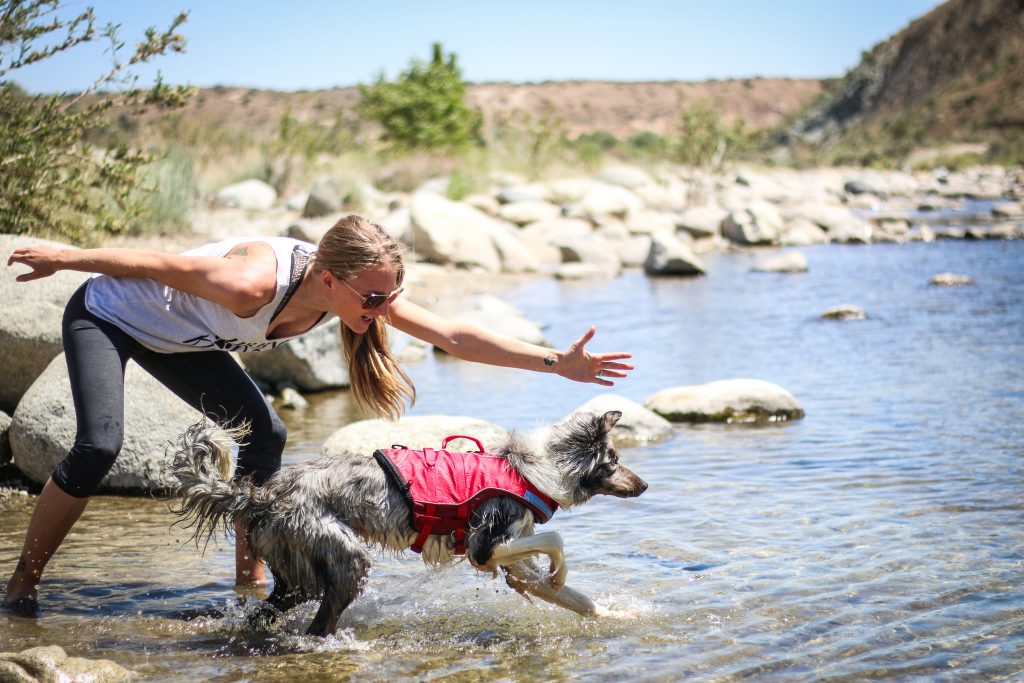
[327,265,403,333]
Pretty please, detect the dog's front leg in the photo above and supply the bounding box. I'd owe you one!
[501,560,618,617]
[482,532,567,588]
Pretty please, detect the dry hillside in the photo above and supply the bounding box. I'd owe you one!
[113,78,823,145]
[791,0,1024,148]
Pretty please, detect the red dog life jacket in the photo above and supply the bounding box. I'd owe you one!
[373,435,557,555]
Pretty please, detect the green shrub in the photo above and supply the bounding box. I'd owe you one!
[0,1,193,243]
[357,42,482,153]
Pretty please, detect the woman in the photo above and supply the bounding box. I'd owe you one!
[3,215,633,616]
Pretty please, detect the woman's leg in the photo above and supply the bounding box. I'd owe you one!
[132,349,286,586]
[4,286,132,614]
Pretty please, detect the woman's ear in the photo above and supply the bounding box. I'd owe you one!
[321,270,334,289]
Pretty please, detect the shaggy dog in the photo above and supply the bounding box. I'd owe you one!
[170,410,647,636]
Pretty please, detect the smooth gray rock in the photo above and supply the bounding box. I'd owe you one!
[322,415,507,457]
[11,355,223,493]
[0,410,11,465]
[780,217,829,246]
[552,234,622,273]
[240,322,349,392]
[676,205,727,238]
[569,395,672,445]
[646,379,805,424]
[721,202,784,245]
[597,165,654,189]
[303,177,345,218]
[0,645,133,683]
[214,178,277,210]
[643,231,706,276]
[0,236,90,413]
[410,192,502,272]
[498,200,561,225]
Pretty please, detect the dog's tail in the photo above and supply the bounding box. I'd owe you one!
[168,420,258,547]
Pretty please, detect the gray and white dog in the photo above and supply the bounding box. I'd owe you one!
[170,410,647,636]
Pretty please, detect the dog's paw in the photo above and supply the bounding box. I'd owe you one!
[548,558,568,589]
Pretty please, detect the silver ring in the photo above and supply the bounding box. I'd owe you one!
[596,370,605,378]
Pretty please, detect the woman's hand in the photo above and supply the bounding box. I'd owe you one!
[558,326,634,386]
[6,246,66,282]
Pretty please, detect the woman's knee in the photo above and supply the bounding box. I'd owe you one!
[51,436,124,497]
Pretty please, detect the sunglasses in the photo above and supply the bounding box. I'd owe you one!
[341,279,404,309]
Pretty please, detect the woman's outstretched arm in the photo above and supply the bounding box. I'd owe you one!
[6,242,279,316]
[387,298,633,386]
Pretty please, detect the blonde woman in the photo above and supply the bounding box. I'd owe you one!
[3,215,634,616]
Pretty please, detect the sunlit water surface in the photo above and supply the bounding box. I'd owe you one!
[2,239,1022,682]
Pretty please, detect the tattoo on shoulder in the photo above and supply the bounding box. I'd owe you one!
[544,355,557,366]
[228,246,249,258]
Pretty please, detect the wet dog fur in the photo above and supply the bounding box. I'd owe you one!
[169,410,647,636]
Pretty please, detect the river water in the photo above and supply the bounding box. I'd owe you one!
[2,238,1022,682]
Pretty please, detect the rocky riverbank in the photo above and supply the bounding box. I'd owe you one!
[2,162,1021,495]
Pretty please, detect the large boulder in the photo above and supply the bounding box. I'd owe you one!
[410,192,502,272]
[448,299,547,348]
[721,202,784,246]
[0,410,11,465]
[483,221,541,273]
[645,379,805,423]
[323,415,507,457]
[0,645,133,683]
[676,205,727,238]
[0,236,90,413]
[643,231,706,276]
[569,395,672,445]
[239,321,349,392]
[214,178,277,210]
[552,234,622,274]
[570,183,645,220]
[780,217,829,246]
[302,177,345,218]
[597,165,654,189]
[10,354,223,493]
[497,200,562,226]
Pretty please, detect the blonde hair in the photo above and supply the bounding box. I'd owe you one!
[312,215,415,419]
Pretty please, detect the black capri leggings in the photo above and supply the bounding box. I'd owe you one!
[53,283,286,497]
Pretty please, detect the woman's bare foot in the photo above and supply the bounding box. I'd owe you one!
[5,558,41,617]
[3,593,39,617]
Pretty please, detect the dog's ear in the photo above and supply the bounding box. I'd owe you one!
[599,410,622,434]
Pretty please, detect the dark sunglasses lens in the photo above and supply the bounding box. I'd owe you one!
[362,294,388,309]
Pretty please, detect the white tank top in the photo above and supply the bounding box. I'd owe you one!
[85,237,334,353]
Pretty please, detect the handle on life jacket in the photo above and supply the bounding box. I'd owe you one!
[441,435,485,452]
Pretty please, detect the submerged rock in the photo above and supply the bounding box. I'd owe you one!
[0,644,133,682]
[645,379,805,424]
[930,272,975,286]
[752,251,808,273]
[822,304,867,320]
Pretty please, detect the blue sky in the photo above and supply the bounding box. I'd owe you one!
[10,1,944,93]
